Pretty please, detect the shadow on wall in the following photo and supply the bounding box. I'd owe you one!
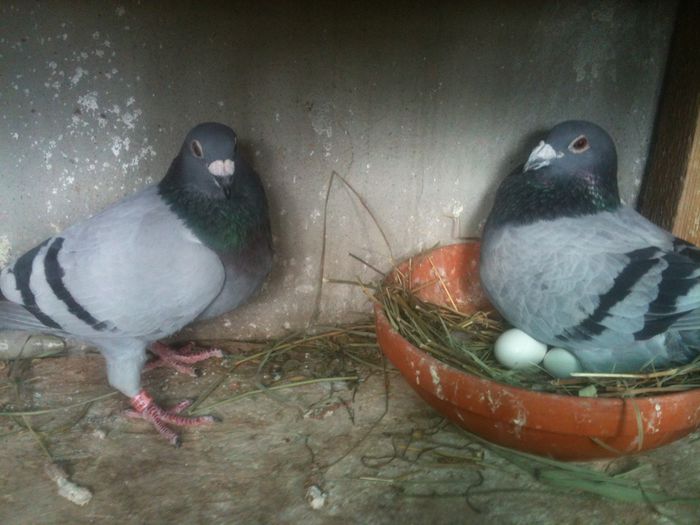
[237,138,293,302]
[473,128,549,231]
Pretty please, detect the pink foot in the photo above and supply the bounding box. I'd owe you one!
[145,342,223,377]
[127,389,219,446]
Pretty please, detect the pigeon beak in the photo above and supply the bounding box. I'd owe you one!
[213,175,234,199]
[209,160,235,198]
[524,141,563,172]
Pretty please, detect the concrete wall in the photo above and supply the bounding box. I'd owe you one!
[0,1,677,338]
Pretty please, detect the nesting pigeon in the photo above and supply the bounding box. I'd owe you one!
[480,120,700,373]
[0,122,273,444]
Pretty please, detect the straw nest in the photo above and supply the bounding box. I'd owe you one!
[376,281,700,398]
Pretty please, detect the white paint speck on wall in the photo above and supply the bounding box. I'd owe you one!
[0,235,12,267]
[70,66,87,85]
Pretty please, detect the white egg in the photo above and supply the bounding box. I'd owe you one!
[543,347,582,378]
[494,328,547,369]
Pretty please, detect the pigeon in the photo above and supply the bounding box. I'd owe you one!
[480,120,700,373]
[0,122,273,444]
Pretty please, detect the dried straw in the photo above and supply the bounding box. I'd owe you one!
[377,281,700,398]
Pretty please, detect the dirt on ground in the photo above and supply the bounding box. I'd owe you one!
[0,340,699,525]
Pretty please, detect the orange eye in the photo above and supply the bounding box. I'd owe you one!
[191,140,204,158]
[569,135,589,153]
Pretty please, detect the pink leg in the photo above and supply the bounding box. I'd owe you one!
[144,342,223,377]
[127,389,219,446]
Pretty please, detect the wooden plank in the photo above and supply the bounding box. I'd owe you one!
[673,110,700,243]
[637,0,700,244]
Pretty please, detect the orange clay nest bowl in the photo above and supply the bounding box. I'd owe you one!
[373,242,700,461]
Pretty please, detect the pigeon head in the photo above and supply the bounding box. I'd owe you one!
[158,123,270,251]
[485,121,622,228]
[523,120,620,207]
[178,122,240,199]
[524,121,617,183]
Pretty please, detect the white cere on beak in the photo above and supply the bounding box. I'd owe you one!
[524,141,563,172]
[208,159,235,177]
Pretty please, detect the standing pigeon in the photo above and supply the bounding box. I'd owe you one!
[0,122,273,444]
[480,120,700,373]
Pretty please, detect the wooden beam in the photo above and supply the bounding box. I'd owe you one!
[637,0,700,245]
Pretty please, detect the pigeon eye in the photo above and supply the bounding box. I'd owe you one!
[191,140,204,158]
[568,135,589,153]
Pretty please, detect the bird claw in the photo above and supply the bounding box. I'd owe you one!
[128,390,219,446]
[145,342,224,377]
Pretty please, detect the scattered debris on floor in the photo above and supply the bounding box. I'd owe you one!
[1,324,699,524]
[305,485,327,510]
[44,462,92,507]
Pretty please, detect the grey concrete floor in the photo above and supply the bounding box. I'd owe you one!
[0,343,698,525]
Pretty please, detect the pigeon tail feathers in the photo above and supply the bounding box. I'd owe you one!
[0,300,63,334]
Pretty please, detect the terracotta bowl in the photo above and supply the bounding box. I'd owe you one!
[374,242,700,460]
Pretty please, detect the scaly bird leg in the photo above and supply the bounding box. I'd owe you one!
[144,342,223,377]
[127,389,219,446]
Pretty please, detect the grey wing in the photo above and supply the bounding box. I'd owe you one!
[483,207,700,350]
[646,237,700,333]
[569,209,700,342]
[0,186,225,341]
[556,246,700,347]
